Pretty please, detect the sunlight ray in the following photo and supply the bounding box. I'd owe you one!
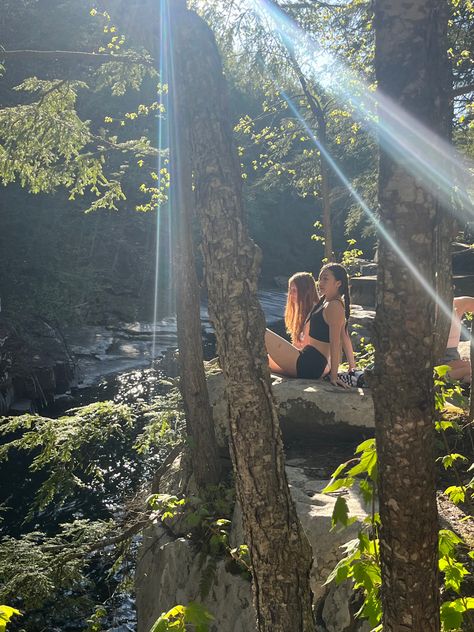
[278,85,472,341]
[152,0,169,360]
[249,0,473,343]
[251,0,474,224]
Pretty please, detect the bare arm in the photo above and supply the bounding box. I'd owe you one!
[341,327,356,371]
[454,296,474,317]
[325,301,346,384]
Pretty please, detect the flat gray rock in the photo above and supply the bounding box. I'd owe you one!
[207,371,374,447]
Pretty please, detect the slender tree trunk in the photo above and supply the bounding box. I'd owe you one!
[470,318,474,422]
[170,4,316,631]
[285,46,334,262]
[372,1,451,630]
[319,120,334,262]
[168,7,221,490]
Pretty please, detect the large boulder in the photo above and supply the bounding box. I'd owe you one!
[206,370,374,448]
[136,453,371,632]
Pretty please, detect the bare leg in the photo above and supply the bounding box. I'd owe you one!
[265,329,300,377]
[268,355,285,374]
[447,360,471,383]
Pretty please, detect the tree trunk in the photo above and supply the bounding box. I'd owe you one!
[319,120,334,262]
[372,1,451,630]
[170,5,316,631]
[285,45,334,263]
[168,4,221,490]
[470,318,474,422]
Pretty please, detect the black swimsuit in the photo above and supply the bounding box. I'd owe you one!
[296,304,329,379]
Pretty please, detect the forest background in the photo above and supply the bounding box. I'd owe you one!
[0,0,428,325]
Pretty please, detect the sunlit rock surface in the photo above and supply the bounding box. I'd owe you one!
[207,370,374,448]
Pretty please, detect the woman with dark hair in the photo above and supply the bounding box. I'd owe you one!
[266,263,356,387]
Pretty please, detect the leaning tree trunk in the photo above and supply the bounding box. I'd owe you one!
[372,1,451,630]
[170,4,316,632]
[168,16,221,490]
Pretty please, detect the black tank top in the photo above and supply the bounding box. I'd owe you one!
[306,304,330,343]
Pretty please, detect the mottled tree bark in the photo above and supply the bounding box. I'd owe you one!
[470,319,474,422]
[168,3,221,490]
[170,4,316,631]
[373,1,451,630]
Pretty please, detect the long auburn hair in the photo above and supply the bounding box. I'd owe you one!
[284,272,319,344]
[316,262,351,329]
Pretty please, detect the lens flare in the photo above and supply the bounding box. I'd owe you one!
[152,0,173,360]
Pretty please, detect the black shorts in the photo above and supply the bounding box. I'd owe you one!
[296,345,328,379]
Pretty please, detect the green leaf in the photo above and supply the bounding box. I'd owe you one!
[357,591,382,626]
[330,460,351,479]
[0,606,21,632]
[440,601,464,630]
[440,453,467,469]
[439,530,463,556]
[322,477,354,494]
[348,449,377,480]
[444,486,466,504]
[435,420,455,432]
[358,479,374,504]
[184,601,214,630]
[439,558,469,593]
[331,496,355,529]
[324,555,354,585]
[355,438,376,454]
[434,364,452,378]
[352,559,381,591]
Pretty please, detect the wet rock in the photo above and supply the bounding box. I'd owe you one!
[0,315,76,413]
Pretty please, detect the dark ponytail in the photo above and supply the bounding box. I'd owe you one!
[319,262,351,329]
[343,285,351,331]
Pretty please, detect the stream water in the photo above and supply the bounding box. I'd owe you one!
[62,289,287,390]
[1,290,290,632]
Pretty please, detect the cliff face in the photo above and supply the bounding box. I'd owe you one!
[135,375,375,632]
[136,462,372,632]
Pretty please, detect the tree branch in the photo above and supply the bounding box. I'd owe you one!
[0,49,153,66]
[452,83,474,98]
[279,0,355,8]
